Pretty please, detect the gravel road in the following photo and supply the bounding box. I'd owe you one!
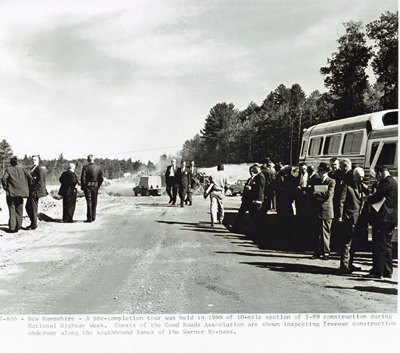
[0,191,397,314]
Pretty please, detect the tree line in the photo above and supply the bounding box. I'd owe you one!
[180,11,398,167]
[0,139,157,185]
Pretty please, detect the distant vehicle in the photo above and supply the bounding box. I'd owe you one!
[229,180,247,196]
[134,176,162,196]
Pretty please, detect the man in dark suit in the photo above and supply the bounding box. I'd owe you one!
[26,155,47,230]
[338,167,369,273]
[59,163,79,223]
[165,159,178,205]
[312,162,335,260]
[81,154,104,222]
[261,158,276,213]
[329,157,344,248]
[1,156,32,233]
[366,166,398,279]
[176,160,189,208]
[185,160,197,206]
[232,164,265,235]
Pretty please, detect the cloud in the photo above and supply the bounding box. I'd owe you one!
[0,0,397,162]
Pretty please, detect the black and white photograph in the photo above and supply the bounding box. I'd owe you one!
[0,0,398,352]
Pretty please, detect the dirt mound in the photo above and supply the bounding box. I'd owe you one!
[197,163,253,183]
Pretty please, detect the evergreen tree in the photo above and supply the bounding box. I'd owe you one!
[0,139,13,175]
[201,103,238,166]
[366,11,398,109]
[320,21,373,119]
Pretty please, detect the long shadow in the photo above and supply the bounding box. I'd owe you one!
[215,250,315,260]
[325,285,397,295]
[157,220,209,227]
[133,203,172,208]
[156,219,231,235]
[349,276,398,285]
[224,211,399,261]
[224,211,317,252]
[38,213,85,223]
[241,261,352,276]
[38,213,63,223]
[0,226,15,233]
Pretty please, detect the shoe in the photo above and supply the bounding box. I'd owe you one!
[26,225,37,230]
[322,255,329,260]
[311,254,320,259]
[188,202,192,206]
[84,220,92,223]
[172,202,176,206]
[210,223,214,227]
[180,204,184,208]
[383,273,392,279]
[185,200,188,205]
[168,199,172,204]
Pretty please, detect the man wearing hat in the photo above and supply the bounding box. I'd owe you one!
[312,162,335,260]
[1,156,32,232]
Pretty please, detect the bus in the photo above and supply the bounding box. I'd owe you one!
[299,109,398,184]
[299,109,398,242]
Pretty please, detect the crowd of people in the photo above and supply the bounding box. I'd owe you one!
[2,154,397,280]
[166,156,397,280]
[230,157,397,279]
[1,154,104,232]
[165,159,197,207]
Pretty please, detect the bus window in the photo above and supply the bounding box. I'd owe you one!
[370,143,397,166]
[323,134,341,155]
[342,132,363,154]
[308,137,323,156]
[300,140,306,156]
[382,111,398,126]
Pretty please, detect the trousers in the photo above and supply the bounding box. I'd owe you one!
[26,195,39,228]
[210,192,224,224]
[84,187,99,222]
[6,196,24,231]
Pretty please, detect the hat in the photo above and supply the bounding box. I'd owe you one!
[10,156,18,166]
[318,162,330,172]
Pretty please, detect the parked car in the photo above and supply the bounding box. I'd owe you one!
[134,175,162,196]
[229,179,247,196]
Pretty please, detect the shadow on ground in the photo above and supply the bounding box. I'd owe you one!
[222,211,398,260]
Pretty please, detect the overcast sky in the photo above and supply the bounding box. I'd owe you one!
[0,0,397,163]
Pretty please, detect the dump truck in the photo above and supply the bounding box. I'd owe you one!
[133,175,162,196]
